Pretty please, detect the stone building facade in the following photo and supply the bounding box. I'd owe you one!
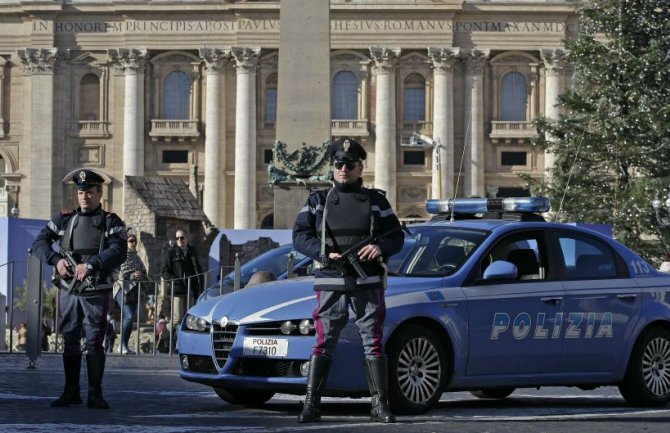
[0,0,577,227]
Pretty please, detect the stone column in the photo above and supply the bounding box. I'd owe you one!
[370,47,400,208]
[18,48,62,219]
[108,49,148,177]
[0,57,5,139]
[462,49,489,197]
[199,48,230,227]
[428,48,459,200]
[231,47,260,229]
[540,49,566,176]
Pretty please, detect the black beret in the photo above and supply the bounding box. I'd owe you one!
[72,169,105,190]
[331,137,367,162]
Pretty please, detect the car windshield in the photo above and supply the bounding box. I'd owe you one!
[390,226,488,277]
[222,245,308,285]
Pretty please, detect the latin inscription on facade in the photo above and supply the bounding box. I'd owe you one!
[33,19,576,34]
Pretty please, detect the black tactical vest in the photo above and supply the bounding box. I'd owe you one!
[61,211,106,263]
[324,189,372,253]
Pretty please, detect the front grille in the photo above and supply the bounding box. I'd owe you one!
[233,358,302,377]
[212,323,239,369]
[184,355,217,374]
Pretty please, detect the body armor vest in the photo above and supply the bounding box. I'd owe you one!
[62,212,106,263]
[324,189,371,253]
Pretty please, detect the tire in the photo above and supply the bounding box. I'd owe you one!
[386,324,449,415]
[618,327,670,407]
[470,388,515,399]
[212,387,275,406]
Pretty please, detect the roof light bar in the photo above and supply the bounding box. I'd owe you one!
[426,197,551,215]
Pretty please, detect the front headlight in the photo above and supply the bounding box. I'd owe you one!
[185,314,210,332]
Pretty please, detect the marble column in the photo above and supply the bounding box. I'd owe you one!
[199,48,230,227]
[428,47,459,200]
[540,49,566,177]
[18,48,62,219]
[370,47,400,208]
[108,49,148,178]
[232,47,260,229]
[462,49,489,198]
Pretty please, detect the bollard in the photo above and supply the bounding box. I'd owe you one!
[233,253,241,291]
[26,249,43,368]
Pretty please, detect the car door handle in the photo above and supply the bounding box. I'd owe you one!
[540,296,563,305]
[617,293,638,301]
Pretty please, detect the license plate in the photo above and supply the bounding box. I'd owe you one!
[242,337,289,357]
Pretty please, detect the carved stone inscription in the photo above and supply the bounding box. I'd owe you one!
[34,19,576,34]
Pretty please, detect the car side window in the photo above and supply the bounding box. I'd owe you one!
[557,234,617,279]
[479,232,546,281]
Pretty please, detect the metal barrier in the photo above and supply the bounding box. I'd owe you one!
[3,246,300,358]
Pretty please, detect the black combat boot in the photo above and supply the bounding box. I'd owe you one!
[297,355,331,423]
[86,353,110,409]
[51,354,83,407]
[365,357,396,423]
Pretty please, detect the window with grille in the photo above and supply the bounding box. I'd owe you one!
[332,71,358,119]
[403,73,425,122]
[265,73,277,123]
[500,72,527,121]
[163,71,191,119]
[79,74,100,121]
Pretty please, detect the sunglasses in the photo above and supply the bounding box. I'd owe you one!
[176,236,186,240]
[128,239,137,244]
[334,160,357,170]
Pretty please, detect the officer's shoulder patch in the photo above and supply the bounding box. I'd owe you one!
[370,188,387,197]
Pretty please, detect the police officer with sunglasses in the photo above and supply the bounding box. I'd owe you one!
[293,137,404,423]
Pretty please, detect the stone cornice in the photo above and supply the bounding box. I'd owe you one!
[107,48,148,74]
[369,46,400,74]
[199,48,231,74]
[231,47,260,73]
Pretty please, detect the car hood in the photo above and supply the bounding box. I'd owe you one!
[188,275,447,325]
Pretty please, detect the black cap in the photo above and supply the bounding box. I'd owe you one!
[331,137,367,163]
[72,169,105,190]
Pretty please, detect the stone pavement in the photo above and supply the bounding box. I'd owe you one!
[0,351,179,372]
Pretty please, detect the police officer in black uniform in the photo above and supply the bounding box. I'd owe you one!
[33,169,127,409]
[293,138,404,423]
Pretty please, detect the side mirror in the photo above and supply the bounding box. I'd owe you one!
[483,260,518,281]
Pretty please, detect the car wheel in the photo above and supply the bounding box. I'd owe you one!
[470,388,515,399]
[212,387,275,406]
[618,327,670,407]
[386,324,449,415]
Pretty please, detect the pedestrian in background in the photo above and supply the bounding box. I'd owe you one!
[104,314,116,354]
[161,229,203,326]
[32,169,127,410]
[293,138,404,423]
[113,231,147,355]
[17,322,27,351]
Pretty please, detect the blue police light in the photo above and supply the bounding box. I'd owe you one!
[426,197,551,215]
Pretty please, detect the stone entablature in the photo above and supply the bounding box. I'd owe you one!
[0,1,577,224]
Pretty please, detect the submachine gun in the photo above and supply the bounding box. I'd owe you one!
[330,224,408,280]
[51,242,97,294]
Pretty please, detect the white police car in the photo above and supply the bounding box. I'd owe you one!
[177,197,670,414]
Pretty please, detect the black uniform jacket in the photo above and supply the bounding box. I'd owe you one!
[32,206,128,285]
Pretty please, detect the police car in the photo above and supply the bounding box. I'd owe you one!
[177,197,670,414]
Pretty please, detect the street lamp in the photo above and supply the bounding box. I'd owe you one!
[652,193,670,227]
[402,132,444,199]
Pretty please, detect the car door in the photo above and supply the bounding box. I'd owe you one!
[555,230,641,373]
[465,230,565,376]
